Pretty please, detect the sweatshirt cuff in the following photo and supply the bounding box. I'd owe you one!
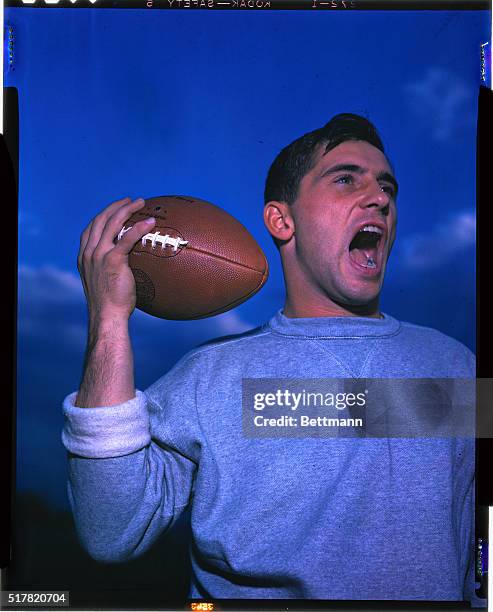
[62,390,151,458]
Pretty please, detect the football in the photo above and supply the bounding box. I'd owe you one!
[118,195,269,320]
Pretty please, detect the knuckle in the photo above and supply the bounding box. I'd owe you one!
[95,206,109,219]
[111,196,132,207]
[92,245,107,261]
[81,251,97,270]
[110,214,131,230]
[115,197,135,212]
[104,249,124,265]
[137,220,153,233]
[111,203,141,224]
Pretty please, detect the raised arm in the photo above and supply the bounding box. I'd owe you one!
[75,196,155,407]
[63,197,197,563]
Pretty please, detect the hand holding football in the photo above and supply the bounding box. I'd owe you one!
[118,195,269,320]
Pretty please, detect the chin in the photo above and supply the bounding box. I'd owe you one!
[337,286,382,309]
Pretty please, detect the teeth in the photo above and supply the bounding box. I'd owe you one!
[360,225,383,234]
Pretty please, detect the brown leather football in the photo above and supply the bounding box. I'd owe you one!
[118,195,269,320]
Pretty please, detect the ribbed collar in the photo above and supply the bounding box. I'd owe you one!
[268,309,401,339]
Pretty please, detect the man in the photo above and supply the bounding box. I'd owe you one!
[62,114,479,602]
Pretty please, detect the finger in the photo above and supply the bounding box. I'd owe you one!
[98,197,149,250]
[78,197,135,272]
[84,196,134,253]
[100,195,136,218]
[112,217,156,256]
[78,220,94,271]
[80,196,132,253]
[85,197,141,257]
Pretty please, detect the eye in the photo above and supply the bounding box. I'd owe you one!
[380,184,395,197]
[335,174,353,185]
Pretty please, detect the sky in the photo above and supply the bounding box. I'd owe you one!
[4,6,489,508]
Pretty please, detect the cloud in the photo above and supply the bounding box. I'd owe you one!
[398,210,475,270]
[18,264,84,304]
[17,265,88,356]
[16,263,256,429]
[17,264,254,358]
[404,68,474,142]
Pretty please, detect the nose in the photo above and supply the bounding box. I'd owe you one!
[360,180,391,215]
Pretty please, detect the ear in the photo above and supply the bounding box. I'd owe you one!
[263,200,295,243]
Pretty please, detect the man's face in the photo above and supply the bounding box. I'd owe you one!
[288,140,398,309]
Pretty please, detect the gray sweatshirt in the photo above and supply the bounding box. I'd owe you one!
[62,311,481,603]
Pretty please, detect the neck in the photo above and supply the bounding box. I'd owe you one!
[283,296,382,319]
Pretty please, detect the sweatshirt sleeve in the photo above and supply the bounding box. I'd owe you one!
[62,355,203,563]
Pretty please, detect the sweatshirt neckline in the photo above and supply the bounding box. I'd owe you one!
[268,309,401,339]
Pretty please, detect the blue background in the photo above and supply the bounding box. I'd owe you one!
[5,7,487,513]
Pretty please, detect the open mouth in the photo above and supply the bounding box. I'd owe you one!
[348,225,384,273]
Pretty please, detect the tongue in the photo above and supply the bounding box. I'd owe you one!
[348,231,380,268]
[349,246,377,267]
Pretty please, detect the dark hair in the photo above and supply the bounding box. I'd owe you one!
[264,113,386,206]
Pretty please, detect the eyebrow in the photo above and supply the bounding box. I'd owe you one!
[320,163,399,196]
